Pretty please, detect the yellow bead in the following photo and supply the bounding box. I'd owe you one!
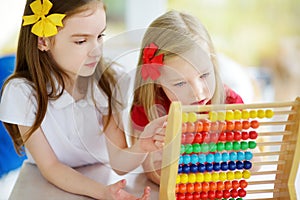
[209,111,218,122]
[217,111,226,121]
[241,110,249,119]
[226,110,234,121]
[266,109,274,118]
[249,110,257,118]
[196,173,204,182]
[227,171,235,180]
[176,175,180,184]
[234,110,242,120]
[188,112,197,123]
[181,173,189,184]
[182,113,188,123]
[243,170,251,179]
[234,171,243,179]
[204,173,212,182]
[188,173,196,183]
[257,109,265,118]
[211,172,219,182]
[219,172,227,181]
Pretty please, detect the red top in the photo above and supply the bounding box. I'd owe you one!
[131,85,244,131]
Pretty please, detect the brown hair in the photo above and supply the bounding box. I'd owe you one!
[1,0,117,154]
[132,10,224,122]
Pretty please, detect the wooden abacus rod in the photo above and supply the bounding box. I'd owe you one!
[252,160,286,166]
[256,141,289,146]
[182,101,299,112]
[258,131,292,136]
[253,151,288,156]
[251,170,283,176]
[259,121,295,126]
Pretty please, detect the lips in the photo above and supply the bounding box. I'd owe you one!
[85,61,97,68]
[191,99,207,105]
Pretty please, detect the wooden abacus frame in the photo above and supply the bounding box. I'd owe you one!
[159,97,300,200]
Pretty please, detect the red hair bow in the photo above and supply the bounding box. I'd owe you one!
[141,43,164,81]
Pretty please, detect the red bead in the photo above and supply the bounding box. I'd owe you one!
[250,120,259,129]
[200,191,208,199]
[185,133,195,144]
[181,133,186,144]
[218,132,226,141]
[241,131,249,140]
[230,189,239,198]
[210,133,219,143]
[193,192,200,199]
[193,133,203,144]
[249,131,258,139]
[233,131,242,141]
[242,120,251,129]
[238,188,247,197]
[226,132,234,141]
[176,193,185,200]
[223,190,231,198]
[211,121,219,131]
[207,191,215,199]
[202,132,210,143]
[215,190,223,198]
[185,192,193,200]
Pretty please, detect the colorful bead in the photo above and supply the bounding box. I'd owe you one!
[218,111,226,121]
[188,173,196,183]
[196,173,204,182]
[226,110,234,121]
[266,109,274,118]
[257,109,265,118]
[241,110,249,119]
[182,113,188,123]
[188,112,197,122]
[249,110,257,118]
[245,151,253,160]
[209,111,218,122]
[234,110,242,120]
[243,170,251,179]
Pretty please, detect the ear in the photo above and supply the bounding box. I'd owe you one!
[38,37,51,51]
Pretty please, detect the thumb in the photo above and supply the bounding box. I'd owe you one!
[111,179,126,194]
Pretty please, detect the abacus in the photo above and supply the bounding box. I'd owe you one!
[159,98,300,200]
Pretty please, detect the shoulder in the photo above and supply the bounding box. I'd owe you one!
[224,84,244,104]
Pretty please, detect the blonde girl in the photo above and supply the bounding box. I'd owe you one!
[130,10,244,184]
[0,0,166,199]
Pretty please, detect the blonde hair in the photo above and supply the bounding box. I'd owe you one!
[132,10,224,122]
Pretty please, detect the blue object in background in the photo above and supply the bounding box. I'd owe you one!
[0,54,27,178]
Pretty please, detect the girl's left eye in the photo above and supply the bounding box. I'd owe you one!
[98,33,105,40]
[200,72,210,79]
[75,40,86,45]
[174,81,186,87]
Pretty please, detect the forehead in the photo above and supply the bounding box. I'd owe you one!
[60,4,106,34]
[161,47,213,78]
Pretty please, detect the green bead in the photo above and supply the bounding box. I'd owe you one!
[185,144,193,154]
[225,141,233,151]
[192,143,201,153]
[233,141,241,150]
[249,141,257,149]
[209,143,217,152]
[241,141,248,150]
[217,142,225,151]
[201,143,209,153]
[180,144,185,154]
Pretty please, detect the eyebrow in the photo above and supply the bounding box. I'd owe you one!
[71,26,106,37]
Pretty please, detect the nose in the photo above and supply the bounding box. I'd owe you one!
[88,41,102,57]
[190,79,210,101]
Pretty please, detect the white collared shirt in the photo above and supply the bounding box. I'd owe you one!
[0,78,111,167]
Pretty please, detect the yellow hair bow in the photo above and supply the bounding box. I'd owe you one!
[22,0,66,37]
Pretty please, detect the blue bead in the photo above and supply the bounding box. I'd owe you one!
[229,152,237,161]
[206,153,214,163]
[198,163,206,172]
[182,165,190,173]
[213,163,221,171]
[178,165,182,173]
[244,161,252,169]
[190,164,198,173]
[179,156,183,164]
[214,152,222,163]
[222,152,229,162]
[245,151,253,160]
[191,154,198,164]
[236,161,244,169]
[205,163,213,172]
[183,155,190,164]
[237,152,245,161]
[198,154,206,164]
[221,162,228,171]
[228,161,236,170]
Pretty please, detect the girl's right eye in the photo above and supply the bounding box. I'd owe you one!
[174,81,186,87]
[75,40,86,45]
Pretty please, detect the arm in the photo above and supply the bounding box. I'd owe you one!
[18,125,150,200]
[103,115,167,175]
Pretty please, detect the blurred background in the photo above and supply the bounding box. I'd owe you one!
[1,0,300,199]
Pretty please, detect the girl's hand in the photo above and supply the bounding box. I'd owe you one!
[106,179,151,200]
[139,115,168,152]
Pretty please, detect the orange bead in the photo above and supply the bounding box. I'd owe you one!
[232,180,240,189]
[217,181,225,191]
[194,182,202,192]
[179,183,187,194]
[209,182,217,191]
[211,121,219,132]
[234,121,243,131]
[218,121,227,132]
[242,120,251,129]
[182,123,187,133]
[202,182,210,192]
[226,121,234,131]
[187,183,194,193]
[202,120,211,132]
[195,121,203,132]
[250,120,259,129]
[239,180,248,188]
[224,181,232,190]
[186,122,195,132]
[176,184,179,193]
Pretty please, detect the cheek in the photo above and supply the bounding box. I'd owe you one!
[162,86,190,102]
